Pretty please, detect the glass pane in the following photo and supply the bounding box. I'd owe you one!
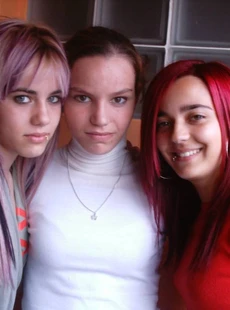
[27,0,94,41]
[137,47,165,81]
[134,48,165,118]
[172,0,230,47]
[94,0,169,45]
[171,48,230,67]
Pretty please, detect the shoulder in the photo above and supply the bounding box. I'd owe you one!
[50,146,68,168]
[126,140,140,162]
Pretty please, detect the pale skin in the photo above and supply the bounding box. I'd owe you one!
[156,75,222,203]
[0,56,63,203]
[64,55,136,155]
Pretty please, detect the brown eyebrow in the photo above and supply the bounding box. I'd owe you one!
[11,88,36,95]
[10,88,62,96]
[111,88,133,96]
[158,104,213,117]
[180,104,213,112]
[69,86,133,96]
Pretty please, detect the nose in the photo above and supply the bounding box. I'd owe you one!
[171,121,190,144]
[90,101,109,127]
[31,101,50,126]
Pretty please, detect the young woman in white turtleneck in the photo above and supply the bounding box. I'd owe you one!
[22,26,161,310]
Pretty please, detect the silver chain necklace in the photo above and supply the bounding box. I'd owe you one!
[67,152,127,220]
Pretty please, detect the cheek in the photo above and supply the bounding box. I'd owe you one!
[116,108,134,129]
[63,103,86,125]
[52,108,62,124]
[63,110,85,135]
[211,130,222,157]
[156,133,167,154]
[200,123,221,147]
[64,107,78,128]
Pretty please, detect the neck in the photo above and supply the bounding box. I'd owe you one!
[0,144,17,173]
[65,138,133,175]
[193,176,220,203]
[0,145,17,205]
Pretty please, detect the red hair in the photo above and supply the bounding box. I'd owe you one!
[140,60,230,270]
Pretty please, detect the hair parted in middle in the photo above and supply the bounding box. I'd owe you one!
[140,59,230,270]
[64,26,145,101]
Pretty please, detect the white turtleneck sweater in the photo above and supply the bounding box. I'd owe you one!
[22,138,160,310]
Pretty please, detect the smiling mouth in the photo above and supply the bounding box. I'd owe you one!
[173,149,201,160]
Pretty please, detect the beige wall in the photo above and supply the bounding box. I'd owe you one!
[0,0,27,19]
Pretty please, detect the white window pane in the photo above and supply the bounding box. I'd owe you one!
[172,0,230,47]
[27,0,94,40]
[172,48,230,67]
[94,0,169,45]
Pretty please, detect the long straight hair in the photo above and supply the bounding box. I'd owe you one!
[140,60,230,270]
[0,18,70,283]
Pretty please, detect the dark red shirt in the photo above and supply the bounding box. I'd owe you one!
[174,206,230,310]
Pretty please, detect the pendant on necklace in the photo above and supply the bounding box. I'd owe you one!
[91,213,97,220]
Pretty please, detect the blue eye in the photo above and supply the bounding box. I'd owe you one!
[48,96,62,104]
[14,95,30,104]
[112,97,127,104]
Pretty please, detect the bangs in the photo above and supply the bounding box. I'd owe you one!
[0,53,70,101]
[28,53,70,100]
[48,54,70,100]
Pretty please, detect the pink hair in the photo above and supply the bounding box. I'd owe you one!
[0,18,70,284]
[140,59,230,270]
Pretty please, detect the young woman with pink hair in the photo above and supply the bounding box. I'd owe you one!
[141,59,230,309]
[0,18,69,309]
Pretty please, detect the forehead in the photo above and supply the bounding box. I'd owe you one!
[160,75,214,112]
[15,56,60,90]
[70,55,135,86]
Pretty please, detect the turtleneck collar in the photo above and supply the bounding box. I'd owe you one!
[61,137,133,176]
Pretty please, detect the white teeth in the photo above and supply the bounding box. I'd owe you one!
[177,149,200,158]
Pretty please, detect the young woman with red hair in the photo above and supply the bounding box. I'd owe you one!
[141,59,230,309]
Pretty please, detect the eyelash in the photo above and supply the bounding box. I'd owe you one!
[14,95,30,104]
[157,114,206,130]
[13,95,62,105]
[48,96,62,104]
[73,95,91,103]
[72,95,128,105]
[157,121,170,130]
[190,114,205,121]
[111,97,127,105]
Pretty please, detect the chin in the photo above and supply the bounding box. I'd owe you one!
[177,172,198,182]
[20,146,47,159]
[174,169,194,181]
